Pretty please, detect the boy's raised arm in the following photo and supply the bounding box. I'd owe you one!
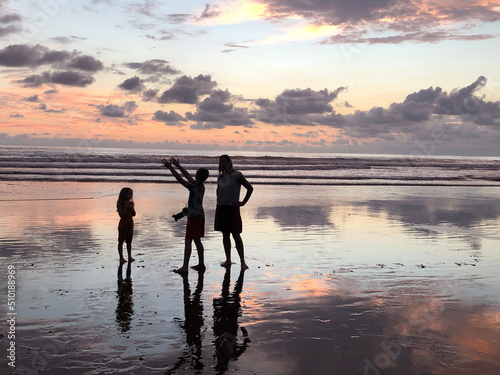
[170,158,196,184]
[161,158,189,188]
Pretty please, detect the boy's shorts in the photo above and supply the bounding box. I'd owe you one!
[186,217,205,239]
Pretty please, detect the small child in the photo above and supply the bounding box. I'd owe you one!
[117,187,136,263]
[162,157,209,273]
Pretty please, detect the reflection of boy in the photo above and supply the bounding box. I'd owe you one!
[162,157,209,273]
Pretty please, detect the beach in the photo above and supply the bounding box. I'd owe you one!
[1,179,499,374]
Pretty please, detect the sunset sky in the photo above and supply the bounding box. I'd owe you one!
[1,0,500,155]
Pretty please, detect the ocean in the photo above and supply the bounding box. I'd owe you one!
[1,145,499,186]
[1,145,500,374]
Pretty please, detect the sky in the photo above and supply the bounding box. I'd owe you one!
[1,0,500,156]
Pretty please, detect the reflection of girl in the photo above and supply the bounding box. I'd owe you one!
[117,187,136,263]
[215,155,253,269]
[116,262,133,332]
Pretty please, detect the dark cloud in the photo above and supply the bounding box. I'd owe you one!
[50,36,87,44]
[404,86,443,104]
[0,14,21,23]
[336,76,500,140]
[236,77,500,147]
[435,3,500,24]
[388,101,433,123]
[0,44,69,67]
[186,89,253,129]
[125,59,180,75]
[97,101,138,118]
[0,12,22,37]
[24,94,40,102]
[475,102,500,125]
[0,44,103,87]
[253,87,346,125]
[38,103,66,113]
[222,42,250,53]
[123,0,160,18]
[167,13,192,24]
[0,24,20,37]
[68,55,104,72]
[19,71,95,87]
[153,85,348,129]
[90,0,114,5]
[118,76,144,91]
[124,62,142,70]
[321,29,497,45]
[123,59,180,87]
[347,107,398,138]
[347,76,499,132]
[434,76,486,116]
[265,0,394,25]
[9,114,24,118]
[0,45,103,71]
[0,132,224,151]
[292,130,320,138]
[277,88,344,115]
[360,87,444,125]
[225,42,250,49]
[158,74,217,104]
[198,4,221,19]
[152,110,185,124]
[142,88,158,101]
[145,32,176,41]
[262,0,500,44]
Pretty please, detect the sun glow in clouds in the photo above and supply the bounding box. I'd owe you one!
[194,0,339,44]
[256,22,340,45]
[194,0,269,25]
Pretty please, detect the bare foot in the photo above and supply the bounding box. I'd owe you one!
[220,260,234,268]
[119,258,127,264]
[174,267,188,274]
[129,257,135,263]
[241,262,249,270]
[191,264,206,272]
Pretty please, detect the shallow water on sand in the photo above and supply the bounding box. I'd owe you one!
[1,182,499,374]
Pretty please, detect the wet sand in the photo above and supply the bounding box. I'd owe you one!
[1,181,500,374]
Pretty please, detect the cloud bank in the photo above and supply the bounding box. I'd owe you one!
[1,1,499,155]
[186,0,500,47]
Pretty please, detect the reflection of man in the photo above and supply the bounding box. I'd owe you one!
[213,268,250,373]
[116,262,133,332]
[167,271,205,372]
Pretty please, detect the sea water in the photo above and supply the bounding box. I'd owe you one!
[1,145,499,186]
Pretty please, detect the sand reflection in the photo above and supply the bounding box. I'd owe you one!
[3,183,500,374]
[241,278,500,374]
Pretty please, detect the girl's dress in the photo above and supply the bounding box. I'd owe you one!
[118,202,135,243]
